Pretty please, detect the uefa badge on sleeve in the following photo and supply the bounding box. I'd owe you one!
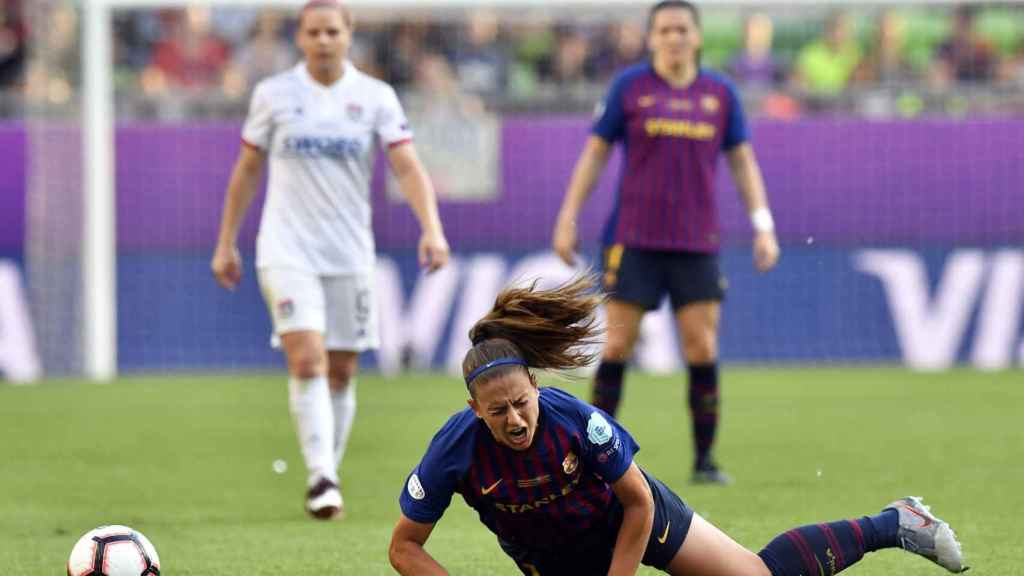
[587,412,613,445]
[407,474,426,500]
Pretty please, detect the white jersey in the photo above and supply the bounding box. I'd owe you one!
[242,62,413,275]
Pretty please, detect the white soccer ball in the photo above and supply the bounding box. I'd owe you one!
[67,525,161,576]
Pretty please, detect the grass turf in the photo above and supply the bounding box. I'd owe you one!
[1,368,1020,575]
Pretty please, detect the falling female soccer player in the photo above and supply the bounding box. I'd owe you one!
[388,276,966,576]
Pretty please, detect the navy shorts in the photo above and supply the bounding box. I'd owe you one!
[602,245,726,311]
[500,470,693,575]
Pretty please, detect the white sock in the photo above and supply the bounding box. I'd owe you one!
[331,380,357,475]
[288,376,337,487]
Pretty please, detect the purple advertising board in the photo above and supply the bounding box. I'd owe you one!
[2,118,1021,253]
[0,118,1022,374]
[0,125,25,252]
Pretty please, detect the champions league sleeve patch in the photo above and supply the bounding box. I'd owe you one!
[586,411,614,445]
[407,473,425,500]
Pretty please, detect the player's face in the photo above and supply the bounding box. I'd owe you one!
[297,7,352,69]
[468,372,540,451]
[648,7,702,69]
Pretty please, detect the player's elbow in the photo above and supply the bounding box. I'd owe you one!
[387,537,413,573]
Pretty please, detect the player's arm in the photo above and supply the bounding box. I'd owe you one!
[608,462,655,576]
[388,514,448,575]
[553,135,613,266]
[387,142,450,273]
[726,143,780,272]
[211,144,267,289]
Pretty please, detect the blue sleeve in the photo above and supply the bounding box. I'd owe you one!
[579,407,640,483]
[591,72,632,143]
[722,79,749,150]
[398,415,469,524]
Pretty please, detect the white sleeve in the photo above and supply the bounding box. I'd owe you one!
[241,83,274,150]
[375,85,413,148]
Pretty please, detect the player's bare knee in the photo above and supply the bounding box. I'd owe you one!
[288,351,325,380]
[328,372,354,392]
[603,340,634,362]
[328,356,358,390]
[682,327,717,364]
[684,339,717,364]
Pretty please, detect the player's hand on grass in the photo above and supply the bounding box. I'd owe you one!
[419,231,450,273]
[753,231,780,272]
[553,216,579,266]
[211,243,243,290]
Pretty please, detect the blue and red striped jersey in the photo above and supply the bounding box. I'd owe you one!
[593,63,748,253]
[399,387,640,551]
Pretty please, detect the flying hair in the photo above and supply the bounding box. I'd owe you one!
[462,275,605,393]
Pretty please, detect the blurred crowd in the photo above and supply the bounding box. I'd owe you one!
[6,1,1024,119]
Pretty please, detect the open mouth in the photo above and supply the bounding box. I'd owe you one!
[508,427,528,446]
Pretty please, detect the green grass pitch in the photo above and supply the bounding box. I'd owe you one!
[1,368,1021,575]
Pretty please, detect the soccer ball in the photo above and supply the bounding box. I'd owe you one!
[67,525,161,576]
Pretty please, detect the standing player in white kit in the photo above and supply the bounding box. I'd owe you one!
[211,0,449,519]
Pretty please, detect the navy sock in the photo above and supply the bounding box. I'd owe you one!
[687,363,718,468]
[757,510,901,575]
[592,361,625,417]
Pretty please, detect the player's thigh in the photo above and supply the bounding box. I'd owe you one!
[322,272,379,353]
[665,513,769,576]
[604,299,646,360]
[674,300,721,362]
[258,267,328,335]
[258,267,328,375]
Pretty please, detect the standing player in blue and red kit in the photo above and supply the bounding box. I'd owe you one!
[388,277,967,575]
[553,0,780,484]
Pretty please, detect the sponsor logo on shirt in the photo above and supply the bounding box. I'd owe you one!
[407,473,425,500]
[644,118,716,140]
[587,412,613,445]
[282,135,364,159]
[493,474,581,514]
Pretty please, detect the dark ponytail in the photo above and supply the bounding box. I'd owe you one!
[462,276,604,394]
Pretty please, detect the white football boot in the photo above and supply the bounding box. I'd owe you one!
[885,496,967,573]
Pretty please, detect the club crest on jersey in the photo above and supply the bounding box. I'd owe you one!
[587,412,613,445]
[407,473,425,500]
[562,451,578,475]
[700,95,720,114]
[637,95,657,108]
[277,298,294,319]
[346,103,363,121]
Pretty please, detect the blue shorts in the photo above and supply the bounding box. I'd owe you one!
[602,245,726,311]
[499,470,693,575]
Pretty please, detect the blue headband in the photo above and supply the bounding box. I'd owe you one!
[465,358,528,385]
